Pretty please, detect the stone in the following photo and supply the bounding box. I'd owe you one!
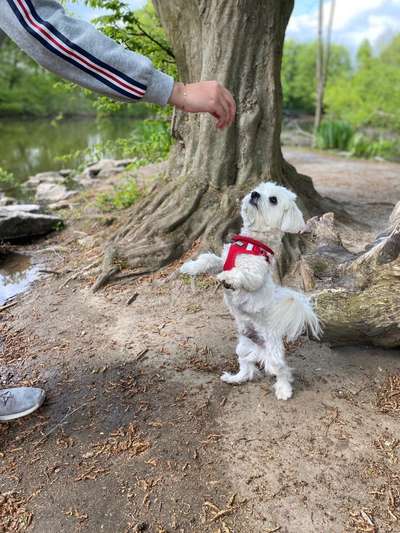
[24,171,65,188]
[0,204,42,213]
[82,159,133,179]
[59,169,73,177]
[48,200,73,211]
[0,208,63,240]
[35,182,77,203]
[0,194,16,206]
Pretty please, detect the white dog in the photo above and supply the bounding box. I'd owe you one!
[180,182,321,400]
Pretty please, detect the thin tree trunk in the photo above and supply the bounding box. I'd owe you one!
[323,0,335,90]
[313,0,324,140]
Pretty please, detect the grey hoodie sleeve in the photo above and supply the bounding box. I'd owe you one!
[0,0,174,105]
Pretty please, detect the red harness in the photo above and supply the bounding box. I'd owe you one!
[223,235,274,271]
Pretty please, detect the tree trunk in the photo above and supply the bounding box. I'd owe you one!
[94,0,323,289]
[287,203,400,347]
[313,0,324,138]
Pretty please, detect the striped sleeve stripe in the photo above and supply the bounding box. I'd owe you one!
[6,0,146,100]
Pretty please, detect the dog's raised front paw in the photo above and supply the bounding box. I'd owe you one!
[274,380,293,400]
[180,260,197,276]
[217,271,241,290]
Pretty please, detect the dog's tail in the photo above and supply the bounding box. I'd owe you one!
[269,287,322,341]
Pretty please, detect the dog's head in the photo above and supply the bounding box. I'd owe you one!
[241,182,305,233]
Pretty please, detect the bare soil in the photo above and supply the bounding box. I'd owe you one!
[1,148,400,533]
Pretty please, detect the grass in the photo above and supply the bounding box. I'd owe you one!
[316,120,400,160]
[0,167,15,189]
[315,120,354,151]
[96,178,141,212]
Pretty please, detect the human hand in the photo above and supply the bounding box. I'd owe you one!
[169,81,236,129]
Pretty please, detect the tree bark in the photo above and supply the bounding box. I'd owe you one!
[287,203,400,347]
[94,0,323,288]
[313,0,324,138]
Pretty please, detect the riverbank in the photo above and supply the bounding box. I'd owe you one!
[0,149,400,532]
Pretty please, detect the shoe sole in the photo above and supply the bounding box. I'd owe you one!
[0,391,45,422]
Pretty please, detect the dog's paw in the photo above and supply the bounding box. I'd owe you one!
[217,271,241,290]
[274,380,293,400]
[180,260,198,276]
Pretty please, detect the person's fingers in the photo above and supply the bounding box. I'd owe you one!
[220,88,235,126]
[216,94,230,128]
[223,88,236,125]
[210,98,227,128]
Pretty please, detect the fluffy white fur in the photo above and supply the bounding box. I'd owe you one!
[180,182,321,400]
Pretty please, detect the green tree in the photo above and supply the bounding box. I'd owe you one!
[380,34,400,66]
[356,39,373,69]
[281,39,351,112]
[325,56,400,130]
[0,37,94,117]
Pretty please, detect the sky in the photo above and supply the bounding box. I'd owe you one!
[67,0,400,53]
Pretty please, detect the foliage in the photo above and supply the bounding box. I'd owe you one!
[315,120,353,150]
[0,166,15,188]
[315,120,400,160]
[96,177,141,211]
[380,34,400,66]
[0,1,174,118]
[56,119,172,170]
[324,58,400,131]
[282,39,351,112]
[356,39,373,69]
[0,38,94,117]
[349,134,400,159]
[86,0,176,119]
[92,120,171,211]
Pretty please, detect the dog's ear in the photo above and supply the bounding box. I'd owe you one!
[280,202,306,233]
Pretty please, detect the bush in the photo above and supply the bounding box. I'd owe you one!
[315,121,354,150]
[349,134,400,159]
[0,167,15,189]
[96,178,141,211]
[57,119,172,171]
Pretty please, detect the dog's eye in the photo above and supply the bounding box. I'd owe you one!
[269,196,278,205]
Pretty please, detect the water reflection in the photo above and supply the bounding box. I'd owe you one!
[0,253,39,305]
[0,116,141,186]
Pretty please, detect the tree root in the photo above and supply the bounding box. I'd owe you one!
[92,246,118,293]
[289,202,400,347]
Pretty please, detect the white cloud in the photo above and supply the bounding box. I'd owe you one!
[287,0,400,52]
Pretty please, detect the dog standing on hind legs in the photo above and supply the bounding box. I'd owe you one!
[180,182,321,400]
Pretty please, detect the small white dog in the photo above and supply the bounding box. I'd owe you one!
[180,182,321,400]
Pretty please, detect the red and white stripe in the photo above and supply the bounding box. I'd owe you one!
[12,0,145,98]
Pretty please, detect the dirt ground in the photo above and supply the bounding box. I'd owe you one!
[1,148,400,533]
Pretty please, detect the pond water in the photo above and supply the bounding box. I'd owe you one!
[0,116,143,186]
[0,253,39,305]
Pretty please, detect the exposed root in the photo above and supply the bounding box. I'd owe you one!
[92,246,118,293]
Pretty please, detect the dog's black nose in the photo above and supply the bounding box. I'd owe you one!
[250,191,260,206]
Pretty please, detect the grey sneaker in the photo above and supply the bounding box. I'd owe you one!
[0,387,45,421]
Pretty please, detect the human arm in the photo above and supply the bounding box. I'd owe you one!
[0,0,235,126]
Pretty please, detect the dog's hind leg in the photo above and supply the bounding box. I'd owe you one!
[262,336,293,400]
[221,335,262,385]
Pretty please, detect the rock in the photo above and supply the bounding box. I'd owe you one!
[25,171,65,188]
[48,200,73,211]
[0,208,63,240]
[115,159,135,168]
[35,182,77,203]
[0,204,42,213]
[0,194,16,206]
[82,158,134,179]
[59,169,73,177]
